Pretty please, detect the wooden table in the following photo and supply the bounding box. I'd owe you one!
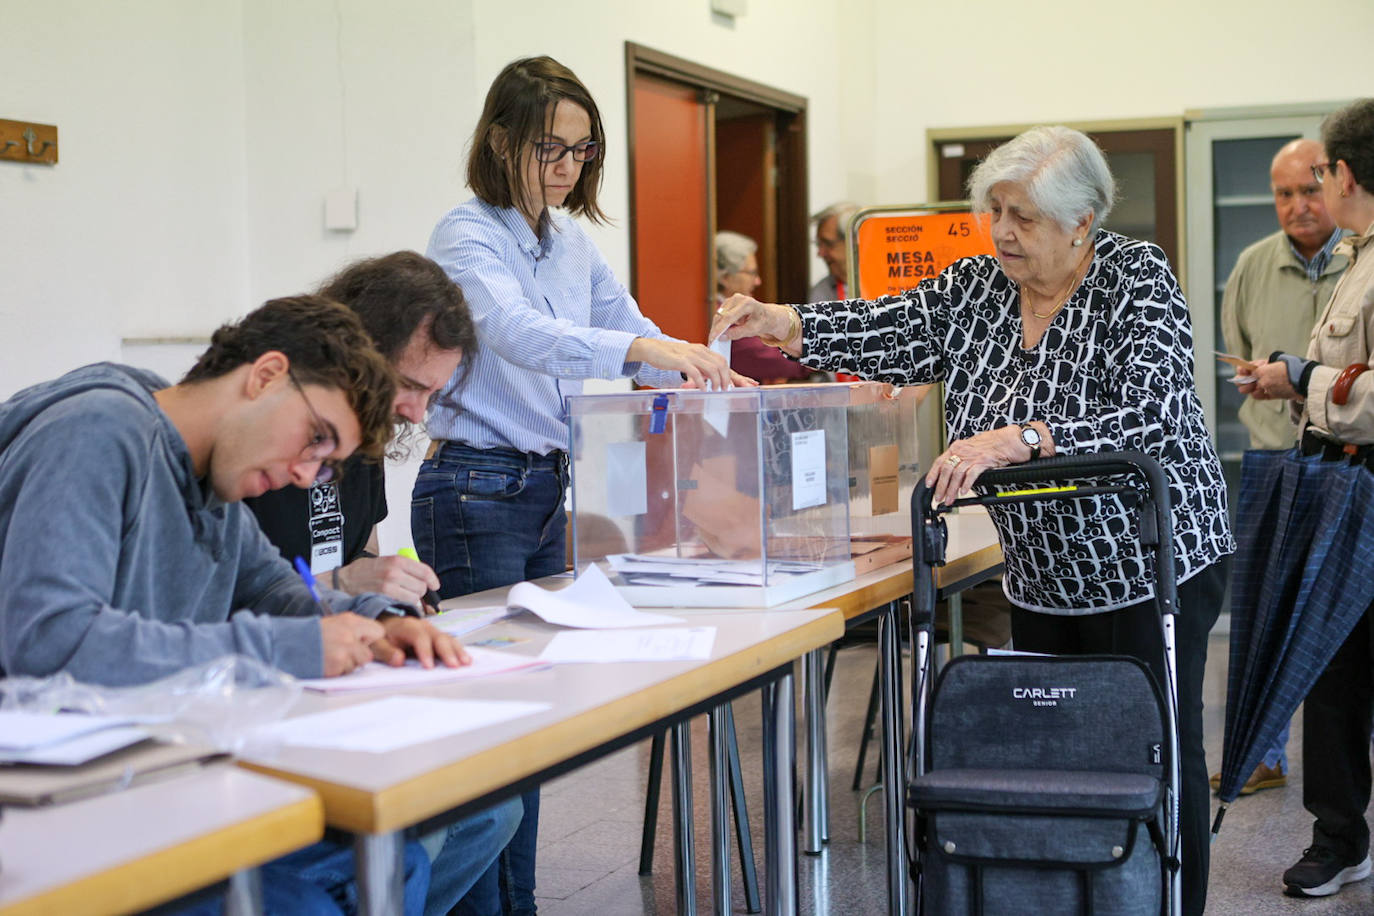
[779,508,1002,916]
[239,607,844,916]
[0,764,322,916]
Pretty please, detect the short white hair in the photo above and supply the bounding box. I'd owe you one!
[967,126,1115,237]
[715,230,758,275]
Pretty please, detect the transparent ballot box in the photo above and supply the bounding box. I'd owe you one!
[844,383,926,571]
[566,385,854,607]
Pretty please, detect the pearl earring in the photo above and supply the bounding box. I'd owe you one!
[1072,238,1084,247]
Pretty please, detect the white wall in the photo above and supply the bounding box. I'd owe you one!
[238,0,477,304]
[866,0,1374,204]
[0,0,251,396]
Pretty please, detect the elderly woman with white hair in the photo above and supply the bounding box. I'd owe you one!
[711,125,1234,915]
[715,230,811,382]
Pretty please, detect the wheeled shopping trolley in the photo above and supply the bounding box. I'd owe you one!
[907,452,1182,915]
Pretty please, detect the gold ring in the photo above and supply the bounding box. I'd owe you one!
[947,455,962,467]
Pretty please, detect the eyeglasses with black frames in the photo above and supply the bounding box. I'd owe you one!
[287,370,342,486]
[533,140,600,164]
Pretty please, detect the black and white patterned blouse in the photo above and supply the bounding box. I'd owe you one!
[797,231,1236,614]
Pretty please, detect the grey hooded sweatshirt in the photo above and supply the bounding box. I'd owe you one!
[0,363,395,685]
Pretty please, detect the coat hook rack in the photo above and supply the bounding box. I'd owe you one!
[1,119,58,165]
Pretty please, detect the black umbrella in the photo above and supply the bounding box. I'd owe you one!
[1215,448,1374,821]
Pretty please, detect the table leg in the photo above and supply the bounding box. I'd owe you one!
[803,648,829,854]
[671,721,697,915]
[224,867,262,916]
[879,600,910,916]
[763,671,797,916]
[355,831,405,916]
[709,704,733,915]
[948,590,964,658]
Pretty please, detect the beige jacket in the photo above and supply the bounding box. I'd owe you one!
[1221,230,1347,448]
[1302,221,1374,443]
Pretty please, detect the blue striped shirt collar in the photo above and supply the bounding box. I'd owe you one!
[494,203,552,260]
[1287,226,1346,282]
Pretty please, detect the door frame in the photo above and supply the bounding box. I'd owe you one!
[625,42,810,305]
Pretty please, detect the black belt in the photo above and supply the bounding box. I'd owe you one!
[1300,429,1374,468]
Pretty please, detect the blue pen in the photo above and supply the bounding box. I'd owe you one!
[293,556,334,615]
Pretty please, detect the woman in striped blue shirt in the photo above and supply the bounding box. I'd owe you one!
[413,56,751,916]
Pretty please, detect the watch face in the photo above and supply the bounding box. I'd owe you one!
[1020,425,1042,447]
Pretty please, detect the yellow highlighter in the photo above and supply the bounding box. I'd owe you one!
[397,547,442,613]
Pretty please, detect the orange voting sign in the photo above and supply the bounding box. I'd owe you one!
[853,209,994,300]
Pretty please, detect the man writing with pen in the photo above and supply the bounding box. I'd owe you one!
[245,251,470,617]
[0,292,525,915]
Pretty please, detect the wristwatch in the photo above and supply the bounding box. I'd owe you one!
[1018,424,1043,460]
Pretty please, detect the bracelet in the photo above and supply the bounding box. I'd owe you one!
[759,307,801,349]
[1331,363,1370,406]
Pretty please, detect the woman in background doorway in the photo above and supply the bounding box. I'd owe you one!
[716,230,811,384]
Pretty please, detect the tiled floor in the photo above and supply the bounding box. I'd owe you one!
[531,627,1374,914]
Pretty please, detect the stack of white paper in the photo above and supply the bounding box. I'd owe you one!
[0,712,150,766]
[605,553,821,588]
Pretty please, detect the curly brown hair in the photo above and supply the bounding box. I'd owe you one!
[467,56,608,227]
[181,295,396,460]
[318,251,476,386]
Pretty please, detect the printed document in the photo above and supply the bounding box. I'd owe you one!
[540,626,717,663]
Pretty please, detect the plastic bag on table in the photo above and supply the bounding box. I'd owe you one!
[0,655,302,754]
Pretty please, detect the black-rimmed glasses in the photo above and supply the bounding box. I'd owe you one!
[287,371,342,485]
[533,140,600,164]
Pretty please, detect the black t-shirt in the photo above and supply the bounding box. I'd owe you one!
[244,454,387,573]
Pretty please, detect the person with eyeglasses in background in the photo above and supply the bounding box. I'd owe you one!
[716,230,812,384]
[0,295,474,914]
[809,201,860,303]
[1238,98,1374,900]
[413,55,753,916]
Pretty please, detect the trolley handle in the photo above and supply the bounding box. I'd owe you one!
[910,450,1176,626]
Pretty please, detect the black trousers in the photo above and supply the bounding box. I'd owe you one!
[1010,558,1227,916]
[1303,602,1374,862]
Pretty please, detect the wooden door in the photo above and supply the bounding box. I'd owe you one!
[715,111,778,303]
[631,75,712,345]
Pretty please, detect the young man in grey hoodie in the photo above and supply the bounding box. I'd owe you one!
[0,294,470,685]
[0,295,505,914]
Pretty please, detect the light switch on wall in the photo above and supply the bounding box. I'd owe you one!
[324,187,358,231]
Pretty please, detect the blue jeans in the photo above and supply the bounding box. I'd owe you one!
[411,443,568,600]
[423,798,524,916]
[412,442,568,915]
[177,839,431,916]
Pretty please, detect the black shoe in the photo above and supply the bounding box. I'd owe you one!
[1282,846,1372,897]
